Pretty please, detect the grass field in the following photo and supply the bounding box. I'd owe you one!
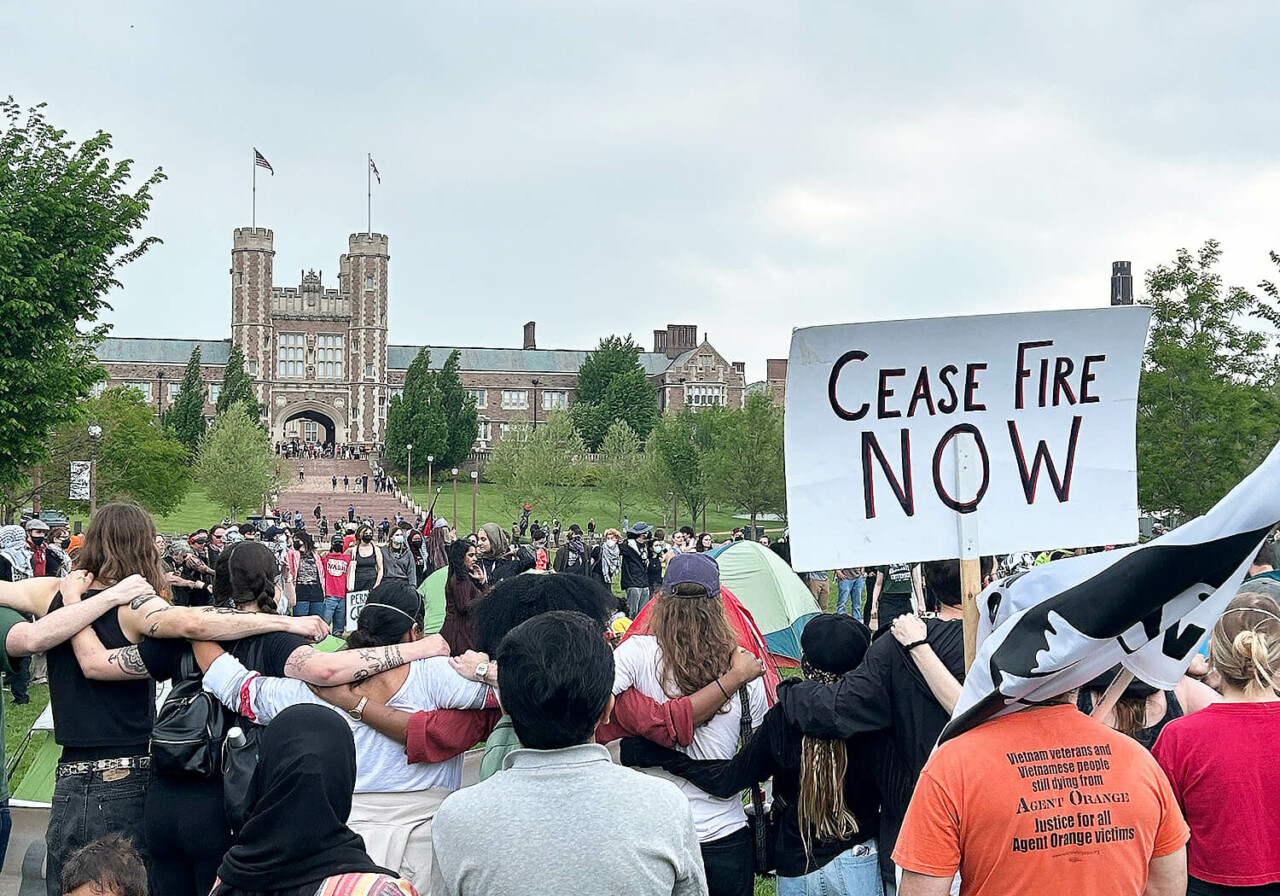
[407,481,781,539]
[4,685,50,788]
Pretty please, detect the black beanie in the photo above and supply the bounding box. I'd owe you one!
[800,614,872,676]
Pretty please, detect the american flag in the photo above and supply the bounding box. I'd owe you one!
[253,149,274,175]
[369,156,381,184]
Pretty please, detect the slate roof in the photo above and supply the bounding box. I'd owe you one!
[387,345,675,375]
[97,338,232,365]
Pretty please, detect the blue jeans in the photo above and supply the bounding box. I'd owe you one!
[0,799,11,874]
[295,600,326,618]
[778,841,883,896]
[836,578,865,616]
[322,596,347,634]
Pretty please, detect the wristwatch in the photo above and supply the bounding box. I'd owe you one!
[348,696,369,722]
[474,661,490,683]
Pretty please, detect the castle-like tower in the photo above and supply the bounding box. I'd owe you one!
[230,230,391,445]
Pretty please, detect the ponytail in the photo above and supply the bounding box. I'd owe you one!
[1210,592,1280,696]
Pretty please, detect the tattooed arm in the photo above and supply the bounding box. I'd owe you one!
[116,595,329,643]
[280,633,450,686]
[5,574,156,658]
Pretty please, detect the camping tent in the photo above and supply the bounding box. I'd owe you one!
[709,540,822,665]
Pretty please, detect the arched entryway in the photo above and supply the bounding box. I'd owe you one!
[278,400,345,445]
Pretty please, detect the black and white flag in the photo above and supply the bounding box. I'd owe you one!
[942,440,1280,743]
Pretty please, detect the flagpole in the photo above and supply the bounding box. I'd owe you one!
[252,149,257,229]
[367,153,372,234]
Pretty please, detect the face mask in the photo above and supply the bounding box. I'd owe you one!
[60,538,71,550]
[392,536,405,546]
[293,541,302,550]
[361,534,372,543]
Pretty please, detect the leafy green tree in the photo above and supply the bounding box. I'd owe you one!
[39,388,189,515]
[216,343,261,419]
[647,407,719,524]
[486,412,588,522]
[0,98,164,495]
[197,404,277,518]
[1137,240,1280,517]
[164,347,207,453]
[571,335,659,450]
[706,392,786,533]
[438,351,479,466]
[597,419,642,525]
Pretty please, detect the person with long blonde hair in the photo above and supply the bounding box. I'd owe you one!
[612,553,768,896]
[1153,591,1280,895]
[623,614,882,895]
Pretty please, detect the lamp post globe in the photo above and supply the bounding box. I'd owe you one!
[451,468,459,523]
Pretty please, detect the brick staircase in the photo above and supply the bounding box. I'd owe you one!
[276,457,415,532]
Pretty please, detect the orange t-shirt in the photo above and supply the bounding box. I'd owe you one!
[894,704,1188,896]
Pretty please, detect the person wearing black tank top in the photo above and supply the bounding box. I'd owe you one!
[74,540,450,896]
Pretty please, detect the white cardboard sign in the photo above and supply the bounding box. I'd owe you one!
[784,307,1152,571]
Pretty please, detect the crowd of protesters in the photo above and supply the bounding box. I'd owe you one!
[0,497,1277,896]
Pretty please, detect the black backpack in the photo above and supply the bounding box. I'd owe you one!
[150,650,228,779]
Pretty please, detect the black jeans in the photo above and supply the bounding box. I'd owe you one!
[6,654,30,702]
[700,826,754,896]
[0,799,11,873]
[46,769,150,896]
[1188,877,1280,895]
[145,776,231,896]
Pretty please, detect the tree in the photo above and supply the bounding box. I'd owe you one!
[1137,241,1280,517]
[35,388,190,516]
[0,98,164,495]
[385,349,477,473]
[197,404,277,518]
[647,407,719,524]
[597,419,642,525]
[486,412,588,522]
[164,347,207,453]
[438,351,479,466]
[216,343,261,419]
[706,392,786,533]
[571,335,659,450]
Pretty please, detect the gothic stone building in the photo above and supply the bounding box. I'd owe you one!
[96,228,748,449]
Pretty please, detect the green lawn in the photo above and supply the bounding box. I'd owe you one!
[4,684,50,787]
[407,481,781,538]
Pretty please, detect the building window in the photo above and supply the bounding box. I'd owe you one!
[248,360,258,376]
[501,390,528,410]
[209,384,221,404]
[277,333,305,378]
[686,384,726,408]
[167,383,181,401]
[89,382,106,398]
[500,422,511,438]
[477,420,492,443]
[698,354,714,370]
[364,274,374,289]
[466,389,487,409]
[390,388,404,401]
[542,390,567,411]
[126,382,152,401]
[364,363,374,379]
[316,335,344,379]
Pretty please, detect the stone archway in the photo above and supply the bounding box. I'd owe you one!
[276,398,346,445]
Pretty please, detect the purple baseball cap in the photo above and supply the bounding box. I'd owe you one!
[663,552,721,598]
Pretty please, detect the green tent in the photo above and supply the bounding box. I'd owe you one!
[709,541,822,664]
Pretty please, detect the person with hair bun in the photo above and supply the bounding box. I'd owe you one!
[195,579,494,893]
[1153,591,1280,895]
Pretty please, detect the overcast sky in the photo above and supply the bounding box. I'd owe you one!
[6,1,1280,380]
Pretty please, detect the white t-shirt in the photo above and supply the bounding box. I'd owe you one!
[612,634,767,842]
[203,653,489,793]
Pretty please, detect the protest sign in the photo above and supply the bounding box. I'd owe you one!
[69,461,91,501]
[784,307,1152,572]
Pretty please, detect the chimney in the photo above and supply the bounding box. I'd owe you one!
[523,321,537,350]
[1111,261,1133,306]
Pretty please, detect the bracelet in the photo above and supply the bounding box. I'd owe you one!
[715,677,730,699]
[903,639,929,652]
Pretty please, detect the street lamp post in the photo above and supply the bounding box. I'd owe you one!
[531,378,540,430]
[470,470,478,534]
[451,468,459,524]
[406,444,413,502]
[157,369,165,416]
[88,424,103,517]
[427,455,434,510]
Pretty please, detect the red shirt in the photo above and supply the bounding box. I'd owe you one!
[321,551,352,598]
[1152,702,1280,886]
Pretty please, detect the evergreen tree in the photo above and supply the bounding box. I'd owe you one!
[165,347,207,453]
[385,349,447,471]
[438,351,479,466]
[571,335,659,451]
[216,343,261,418]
